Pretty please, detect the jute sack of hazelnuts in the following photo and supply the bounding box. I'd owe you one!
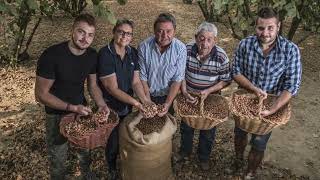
[230,89,291,135]
[119,112,176,180]
[174,93,229,130]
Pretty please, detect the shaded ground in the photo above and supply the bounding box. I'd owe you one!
[0,0,319,179]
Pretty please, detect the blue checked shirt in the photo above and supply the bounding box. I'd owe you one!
[138,36,187,97]
[232,35,302,95]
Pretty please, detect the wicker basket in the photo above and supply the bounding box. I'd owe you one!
[230,90,291,135]
[60,110,119,149]
[174,93,229,130]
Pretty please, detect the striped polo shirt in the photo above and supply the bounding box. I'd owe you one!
[185,42,231,92]
[138,36,187,97]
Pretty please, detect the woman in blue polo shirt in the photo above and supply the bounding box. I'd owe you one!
[97,19,150,180]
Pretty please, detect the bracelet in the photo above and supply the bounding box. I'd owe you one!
[66,103,70,111]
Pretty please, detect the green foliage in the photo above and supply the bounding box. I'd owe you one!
[0,0,56,67]
[0,0,127,67]
[55,0,88,17]
[197,0,320,43]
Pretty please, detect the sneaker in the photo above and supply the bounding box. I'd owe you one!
[173,152,189,163]
[244,172,255,180]
[225,158,245,175]
[199,161,210,171]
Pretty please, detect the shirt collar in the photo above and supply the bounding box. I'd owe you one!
[152,36,174,53]
[254,35,282,53]
[191,43,217,62]
[108,39,131,56]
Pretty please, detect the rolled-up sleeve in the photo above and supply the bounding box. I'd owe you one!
[219,57,232,82]
[231,41,244,78]
[283,45,302,96]
[138,43,148,81]
[171,46,187,82]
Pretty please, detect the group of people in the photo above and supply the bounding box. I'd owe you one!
[35,6,301,180]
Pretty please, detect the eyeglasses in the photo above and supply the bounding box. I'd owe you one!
[116,30,133,37]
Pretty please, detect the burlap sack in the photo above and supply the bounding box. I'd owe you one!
[127,112,177,145]
[119,112,177,180]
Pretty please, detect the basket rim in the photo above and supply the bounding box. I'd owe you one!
[174,93,229,121]
[230,89,291,125]
[60,109,120,142]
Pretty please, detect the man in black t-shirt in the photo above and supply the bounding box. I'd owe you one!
[35,14,109,180]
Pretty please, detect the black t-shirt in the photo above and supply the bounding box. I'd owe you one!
[97,42,139,115]
[36,41,97,114]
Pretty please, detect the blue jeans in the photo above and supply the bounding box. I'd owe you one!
[180,121,217,162]
[45,114,92,180]
[234,127,272,151]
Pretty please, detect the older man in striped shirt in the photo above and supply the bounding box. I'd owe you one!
[231,7,302,179]
[175,22,231,170]
[138,13,187,116]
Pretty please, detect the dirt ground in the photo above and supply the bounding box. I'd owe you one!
[0,0,319,179]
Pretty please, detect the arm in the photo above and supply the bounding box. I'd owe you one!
[232,42,267,99]
[260,90,292,117]
[201,50,232,99]
[100,74,143,110]
[87,74,109,113]
[181,80,198,104]
[35,76,91,115]
[158,46,187,116]
[158,81,182,117]
[200,81,231,100]
[261,44,301,117]
[233,74,267,99]
[137,44,151,100]
[132,71,151,104]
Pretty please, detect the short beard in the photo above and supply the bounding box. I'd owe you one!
[71,36,86,50]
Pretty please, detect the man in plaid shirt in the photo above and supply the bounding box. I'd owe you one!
[231,7,302,179]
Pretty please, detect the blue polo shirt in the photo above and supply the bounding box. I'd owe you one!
[97,41,139,115]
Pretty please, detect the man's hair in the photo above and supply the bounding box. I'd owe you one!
[112,18,134,33]
[73,13,96,28]
[153,13,176,30]
[257,7,279,22]
[195,22,218,37]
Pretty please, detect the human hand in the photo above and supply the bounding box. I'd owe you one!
[183,91,198,105]
[200,89,210,101]
[98,105,110,118]
[254,87,267,100]
[70,104,92,116]
[157,103,169,117]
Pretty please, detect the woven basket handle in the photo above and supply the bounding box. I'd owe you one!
[199,94,205,116]
[187,92,202,115]
[257,95,264,118]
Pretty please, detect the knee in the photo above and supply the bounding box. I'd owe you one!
[234,127,248,139]
[250,133,271,151]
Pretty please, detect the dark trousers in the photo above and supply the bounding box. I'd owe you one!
[45,114,91,180]
[180,121,217,162]
[105,115,126,171]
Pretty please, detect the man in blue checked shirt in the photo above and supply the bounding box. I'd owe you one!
[231,7,302,179]
[138,13,187,116]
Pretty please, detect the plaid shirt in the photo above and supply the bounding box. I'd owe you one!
[232,35,302,95]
